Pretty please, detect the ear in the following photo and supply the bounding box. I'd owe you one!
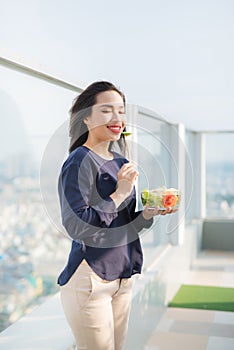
[83,117,89,126]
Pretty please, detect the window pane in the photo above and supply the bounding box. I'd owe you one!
[128,108,177,266]
[206,133,234,218]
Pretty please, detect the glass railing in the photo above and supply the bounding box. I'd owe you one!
[0,59,78,332]
[0,55,213,335]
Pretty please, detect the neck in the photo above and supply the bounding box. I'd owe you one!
[83,139,113,160]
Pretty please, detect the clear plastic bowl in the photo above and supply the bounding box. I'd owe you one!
[141,187,181,210]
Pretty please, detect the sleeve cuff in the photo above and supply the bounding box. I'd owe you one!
[92,196,118,227]
[132,211,154,231]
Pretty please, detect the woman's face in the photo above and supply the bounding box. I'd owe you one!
[84,90,126,143]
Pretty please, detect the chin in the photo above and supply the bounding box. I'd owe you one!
[111,135,121,141]
[105,134,120,141]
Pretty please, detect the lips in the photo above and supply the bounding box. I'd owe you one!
[107,125,122,134]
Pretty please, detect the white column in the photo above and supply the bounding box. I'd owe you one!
[126,104,138,162]
[194,133,206,219]
[167,123,186,245]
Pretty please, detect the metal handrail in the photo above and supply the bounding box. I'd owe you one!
[0,56,83,93]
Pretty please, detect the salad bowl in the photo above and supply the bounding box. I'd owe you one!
[141,186,181,210]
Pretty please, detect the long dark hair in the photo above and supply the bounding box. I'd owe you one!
[69,81,127,156]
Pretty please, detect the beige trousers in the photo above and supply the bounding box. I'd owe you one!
[60,260,133,350]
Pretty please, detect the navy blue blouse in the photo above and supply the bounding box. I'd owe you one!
[57,146,153,285]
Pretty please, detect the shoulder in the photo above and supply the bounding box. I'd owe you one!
[69,146,90,162]
[61,146,91,171]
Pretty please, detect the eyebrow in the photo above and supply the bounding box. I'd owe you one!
[99,104,125,109]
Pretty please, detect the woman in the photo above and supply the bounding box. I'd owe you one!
[58,81,172,350]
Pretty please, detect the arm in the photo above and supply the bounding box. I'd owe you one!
[131,210,154,231]
[109,162,154,231]
[131,204,177,232]
[58,161,118,242]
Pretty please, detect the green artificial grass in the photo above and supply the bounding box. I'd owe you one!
[168,285,234,312]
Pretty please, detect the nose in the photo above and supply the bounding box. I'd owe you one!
[113,109,125,121]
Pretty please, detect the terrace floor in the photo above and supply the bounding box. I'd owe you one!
[143,250,234,350]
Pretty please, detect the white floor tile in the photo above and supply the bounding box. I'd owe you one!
[206,336,234,350]
[214,311,234,325]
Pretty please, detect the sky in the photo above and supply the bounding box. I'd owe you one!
[0,0,234,133]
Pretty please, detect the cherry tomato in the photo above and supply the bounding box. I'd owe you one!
[162,192,177,208]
